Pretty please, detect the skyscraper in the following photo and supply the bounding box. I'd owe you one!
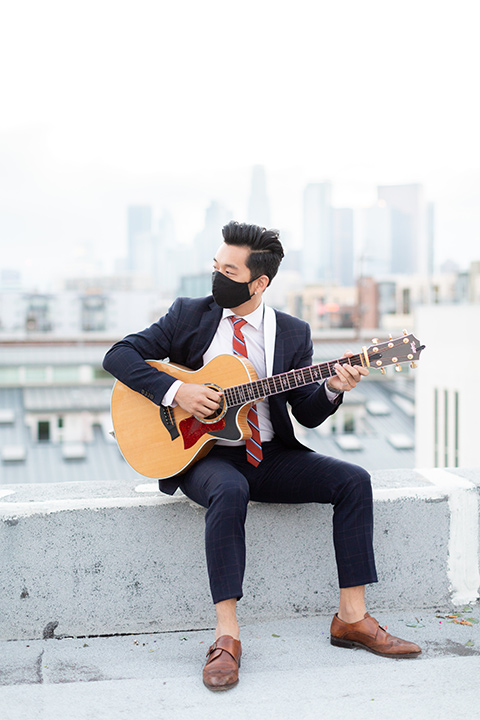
[155,210,180,295]
[332,207,354,286]
[194,201,232,272]
[302,182,333,284]
[357,202,393,278]
[377,184,430,275]
[127,205,153,277]
[247,165,271,228]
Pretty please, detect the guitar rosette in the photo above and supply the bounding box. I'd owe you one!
[194,383,227,424]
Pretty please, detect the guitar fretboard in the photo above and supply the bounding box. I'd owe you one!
[223,353,364,408]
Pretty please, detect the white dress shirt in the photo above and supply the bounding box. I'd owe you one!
[162,302,338,445]
[203,304,274,444]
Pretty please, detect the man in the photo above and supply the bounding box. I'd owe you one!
[103,221,421,691]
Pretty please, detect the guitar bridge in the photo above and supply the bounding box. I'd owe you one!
[160,406,180,441]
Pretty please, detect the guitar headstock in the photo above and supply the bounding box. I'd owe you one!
[366,331,425,374]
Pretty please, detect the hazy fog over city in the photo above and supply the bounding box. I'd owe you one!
[1,0,479,289]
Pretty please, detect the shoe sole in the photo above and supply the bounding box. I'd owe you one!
[330,634,421,659]
[203,678,239,692]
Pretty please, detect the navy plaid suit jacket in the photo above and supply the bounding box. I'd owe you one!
[103,296,341,493]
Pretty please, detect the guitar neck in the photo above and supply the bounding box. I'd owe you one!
[224,353,364,407]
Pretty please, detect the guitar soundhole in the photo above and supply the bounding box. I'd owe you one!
[195,384,226,424]
[206,403,224,420]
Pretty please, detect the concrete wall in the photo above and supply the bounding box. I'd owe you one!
[1,467,479,641]
[415,305,480,468]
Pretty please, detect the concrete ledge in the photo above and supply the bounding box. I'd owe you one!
[1,468,479,641]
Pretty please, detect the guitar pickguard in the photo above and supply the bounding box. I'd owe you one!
[179,416,226,449]
[179,407,245,449]
[208,407,245,442]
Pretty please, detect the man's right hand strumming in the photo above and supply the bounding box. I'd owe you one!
[174,383,223,419]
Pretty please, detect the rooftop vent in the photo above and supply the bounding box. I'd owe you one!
[62,443,87,460]
[2,445,27,462]
[335,435,363,451]
[366,401,390,416]
[391,394,415,417]
[388,433,414,450]
[0,409,15,424]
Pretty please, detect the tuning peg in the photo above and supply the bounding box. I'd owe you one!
[403,329,408,335]
[388,333,393,340]
[380,367,386,375]
[371,338,379,344]
[395,364,402,372]
[410,362,417,369]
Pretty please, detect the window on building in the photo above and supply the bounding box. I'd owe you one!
[81,295,107,332]
[38,421,50,442]
[0,367,20,384]
[94,367,111,381]
[52,366,80,383]
[378,282,396,315]
[402,288,411,315]
[25,296,52,332]
[25,367,48,383]
[344,414,355,434]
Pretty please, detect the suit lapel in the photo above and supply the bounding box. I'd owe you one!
[188,300,223,368]
[263,305,276,377]
[272,310,286,375]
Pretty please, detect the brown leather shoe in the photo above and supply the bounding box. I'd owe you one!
[330,613,421,658]
[203,635,242,691]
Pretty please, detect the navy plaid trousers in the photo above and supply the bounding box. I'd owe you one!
[179,438,378,605]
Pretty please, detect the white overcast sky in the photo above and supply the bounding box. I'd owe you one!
[1,0,479,286]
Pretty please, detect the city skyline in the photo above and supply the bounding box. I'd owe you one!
[1,1,479,287]
[0,168,477,291]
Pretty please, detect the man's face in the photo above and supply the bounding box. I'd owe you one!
[213,243,252,284]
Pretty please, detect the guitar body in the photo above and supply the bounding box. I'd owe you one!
[111,354,258,479]
[110,331,425,481]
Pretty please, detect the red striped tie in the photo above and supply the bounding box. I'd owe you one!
[230,316,263,467]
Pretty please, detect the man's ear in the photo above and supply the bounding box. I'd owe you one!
[256,275,270,294]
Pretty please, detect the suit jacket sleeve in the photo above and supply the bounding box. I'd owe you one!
[102,298,184,404]
[283,319,342,429]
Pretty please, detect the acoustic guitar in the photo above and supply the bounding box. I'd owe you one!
[111,332,425,479]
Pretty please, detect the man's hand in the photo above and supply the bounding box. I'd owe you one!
[326,351,369,394]
[174,383,223,419]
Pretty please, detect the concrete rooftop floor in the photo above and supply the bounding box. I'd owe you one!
[1,606,479,720]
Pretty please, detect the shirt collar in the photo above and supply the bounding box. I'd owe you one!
[223,302,265,330]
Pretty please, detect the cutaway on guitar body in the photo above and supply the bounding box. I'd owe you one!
[110,354,258,479]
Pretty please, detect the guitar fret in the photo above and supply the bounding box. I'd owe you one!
[224,351,371,408]
[319,362,329,378]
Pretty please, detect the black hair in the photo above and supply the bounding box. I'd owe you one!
[221,221,284,286]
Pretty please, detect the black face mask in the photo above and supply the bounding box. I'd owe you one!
[211,271,258,309]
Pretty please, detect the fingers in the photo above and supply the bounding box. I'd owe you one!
[197,388,223,418]
[334,353,369,390]
[174,383,222,418]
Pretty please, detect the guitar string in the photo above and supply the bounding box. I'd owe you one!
[223,354,364,408]
[222,346,415,409]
